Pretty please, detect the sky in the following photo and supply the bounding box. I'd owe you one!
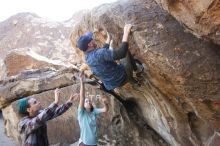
[0,0,117,22]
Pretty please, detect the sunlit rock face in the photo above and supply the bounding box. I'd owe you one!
[0,68,78,108]
[0,12,80,67]
[1,68,168,146]
[70,0,220,145]
[0,0,219,145]
[153,0,220,45]
[0,12,84,80]
[3,48,72,77]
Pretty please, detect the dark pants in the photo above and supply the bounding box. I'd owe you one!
[79,142,97,146]
[120,51,137,85]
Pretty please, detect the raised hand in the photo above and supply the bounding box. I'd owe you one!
[124,24,133,35]
[104,31,112,45]
[109,39,114,49]
[100,94,108,103]
[54,88,61,104]
[68,94,78,102]
[79,71,85,82]
[122,24,133,42]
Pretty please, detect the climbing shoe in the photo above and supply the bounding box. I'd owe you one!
[133,59,144,77]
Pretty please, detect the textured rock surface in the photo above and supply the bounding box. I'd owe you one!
[2,71,168,146]
[3,48,71,77]
[0,67,78,108]
[0,112,17,146]
[0,12,80,65]
[70,0,220,145]
[154,0,220,45]
[0,0,220,145]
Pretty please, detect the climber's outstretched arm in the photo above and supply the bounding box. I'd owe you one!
[113,24,132,60]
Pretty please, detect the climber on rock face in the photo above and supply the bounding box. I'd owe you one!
[17,88,78,146]
[76,24,144,92]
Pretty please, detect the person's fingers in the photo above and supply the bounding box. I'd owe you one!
[125,24,133,29]
[128,25,133,31]
[55,88,60,94]
[69,95,73,101]
[72,94,78,97]
[124,24,132,35]
[107,32,111,39]
[57,90,60,95]
[73,95,78,101]
[80,71,85,77]
[69,94,78,100]
[127,24,132,31]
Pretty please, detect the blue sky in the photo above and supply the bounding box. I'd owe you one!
[0,0,117,22]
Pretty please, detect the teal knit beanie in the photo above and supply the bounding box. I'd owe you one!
[18,98,28,114]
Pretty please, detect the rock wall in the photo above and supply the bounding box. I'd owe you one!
[0,12,80,66]
[0,0,220,145]
[153,0,220,45]
[0,68,78,108]
[0,12,83,80]
[70,0,220,145]
[1,68,168,146]
[3,48,70,77]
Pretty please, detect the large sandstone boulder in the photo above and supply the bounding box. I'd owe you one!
[153,0,220,45]
[1,0,219,145]
[70,0,220,145]
[0,12,80,65]
[0,67,78,108]
[3,48,73,77]
[2,71,168,146]
[0,60,7,81]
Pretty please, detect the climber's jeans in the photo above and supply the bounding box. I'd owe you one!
[79,142,97,146]
[120,50,137,84]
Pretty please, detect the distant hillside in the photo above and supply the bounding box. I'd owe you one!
[0,12,80,64]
